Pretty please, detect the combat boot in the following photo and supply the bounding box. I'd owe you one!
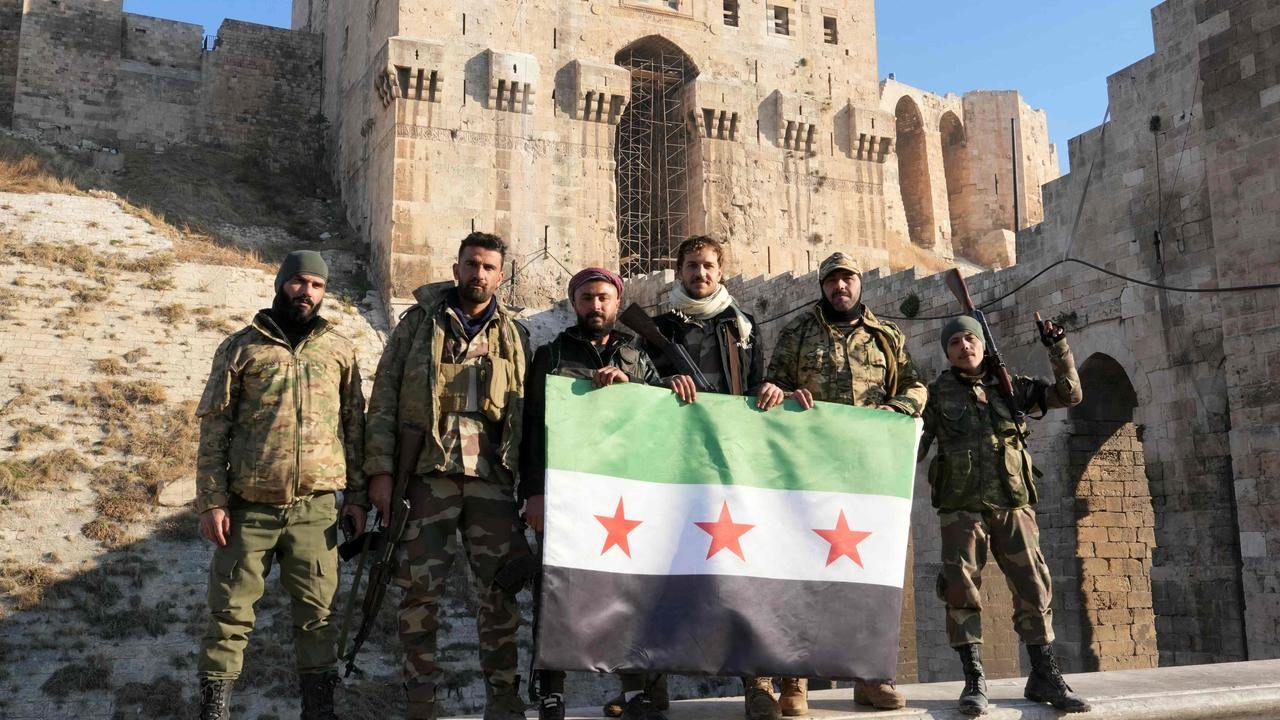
[198,678,233,720]
[648,674,670,710]
[743,676,781,720]
[483,679,528,720]
[955,644,988,716]
[405,682,438,720]
[1024,644,1091,713]
[537,693,567,720]
[299,672,340,720]
[619,692,667,720]
[778,677,807,716]
[853,679,906,710]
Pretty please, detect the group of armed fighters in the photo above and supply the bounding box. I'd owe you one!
[193,233,1093,719]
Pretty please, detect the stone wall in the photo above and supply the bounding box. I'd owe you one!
[13,0,125,143]
[1197,0,1280,660]
[8,0,321,162]
[200,20,324,162]
[0,0,21,127]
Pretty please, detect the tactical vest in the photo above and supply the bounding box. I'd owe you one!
[927,370,1037,512]
[436,315,519,423]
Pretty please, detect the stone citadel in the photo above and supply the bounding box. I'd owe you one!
[1,0,1278,705]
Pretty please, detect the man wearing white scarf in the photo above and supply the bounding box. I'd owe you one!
[630,235,787,720]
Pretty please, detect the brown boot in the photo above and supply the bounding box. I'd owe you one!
[853,679,905,710]
[743,676,781,720]
[405,682,437,720]
[778,677,808,717]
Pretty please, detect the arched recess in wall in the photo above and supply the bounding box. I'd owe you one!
[615,36,700,276]
[894,96,935,248]
[939,111,971,256]
[1062,353,1158,672]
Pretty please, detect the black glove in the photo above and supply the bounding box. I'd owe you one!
[1038,318,1066,347]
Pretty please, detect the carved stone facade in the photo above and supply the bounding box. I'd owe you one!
[291,0,1059,314]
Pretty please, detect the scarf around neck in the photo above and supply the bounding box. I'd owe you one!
[669,283,753,346]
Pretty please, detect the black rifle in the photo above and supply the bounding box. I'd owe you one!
[943,269,1027,444]
[619,303,715,393]
[337,423,425,677]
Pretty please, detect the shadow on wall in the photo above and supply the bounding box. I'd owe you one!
[1061,353,1158,673]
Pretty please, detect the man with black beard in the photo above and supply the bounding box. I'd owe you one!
[520,267,663,720]
[195,250,366,720]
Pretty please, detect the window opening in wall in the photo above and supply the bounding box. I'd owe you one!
[396,66,411,98]
[771,5,790,36]
[723,0,740,26]
[462,13,466,34]
[615,38,698,276]
[823,16,838,44]
[342,26,349,53]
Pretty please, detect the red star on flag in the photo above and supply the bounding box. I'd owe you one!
[813,510,872,567]
[595,498,642,557]
[695,501,755,560]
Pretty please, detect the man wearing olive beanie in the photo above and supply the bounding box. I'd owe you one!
[919,312,1090,716]
[195,249,366,720]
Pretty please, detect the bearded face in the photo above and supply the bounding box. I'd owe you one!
[573,280,620,340]
[279,274,326,323]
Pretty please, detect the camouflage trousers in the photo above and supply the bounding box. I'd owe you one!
[937,506,1054,647]
[393,474,530,693]
[198,492,340,680]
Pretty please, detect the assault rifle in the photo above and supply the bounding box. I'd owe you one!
[336,423,425,677]
[943,269,1027,443]
[619,303,715,393]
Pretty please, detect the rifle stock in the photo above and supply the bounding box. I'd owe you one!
[340,423,425,677]
[619,303,715,392]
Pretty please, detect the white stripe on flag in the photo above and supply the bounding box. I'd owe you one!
[543,470,911,589]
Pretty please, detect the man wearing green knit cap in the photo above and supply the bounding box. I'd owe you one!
[919,312,1090,716]
[194,249,366,720]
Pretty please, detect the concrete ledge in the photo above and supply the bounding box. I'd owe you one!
[444,660,1280,719]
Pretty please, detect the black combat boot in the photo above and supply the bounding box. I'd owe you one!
[299,672,340,720]
[956,644,988,716]
[1024,644,1091,713]
[198,678,233,720]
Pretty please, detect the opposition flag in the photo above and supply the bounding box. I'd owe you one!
[535,376,920,681]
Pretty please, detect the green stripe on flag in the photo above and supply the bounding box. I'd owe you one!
[545,376,917,499]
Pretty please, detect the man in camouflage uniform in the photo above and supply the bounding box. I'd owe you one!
[766,251,927,713]
[195,250,366,720]
[520,267,663,720]
[364,232,531,720]
[641,236,789,720]
[919,315,1091,715]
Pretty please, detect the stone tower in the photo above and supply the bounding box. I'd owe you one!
[292,0,1059,315]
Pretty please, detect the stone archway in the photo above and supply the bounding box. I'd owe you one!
[895,96,935,248]
[939,111,971,255]
[614,36,699,276]
[1063,353,1158,672]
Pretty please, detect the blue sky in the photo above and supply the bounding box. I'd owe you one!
[124,1,1158,173]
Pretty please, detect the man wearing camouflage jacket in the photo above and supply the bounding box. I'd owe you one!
[195,250,366,720]
[766,251,927,714]
[364,232,532,720]
[919,314,1090,715]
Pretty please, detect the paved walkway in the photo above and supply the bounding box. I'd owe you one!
[445,659,1280,719]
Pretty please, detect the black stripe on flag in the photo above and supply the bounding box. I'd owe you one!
[535,566,903,681]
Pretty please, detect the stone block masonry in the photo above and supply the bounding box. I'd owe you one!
[7,0,321,163]
[0,0,21,127]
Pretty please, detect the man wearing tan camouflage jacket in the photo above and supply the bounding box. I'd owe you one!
[194,250,367,720]
[765,251,927,713]
[364,231,532,720]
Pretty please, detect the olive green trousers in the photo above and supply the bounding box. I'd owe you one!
[198,492,339,680]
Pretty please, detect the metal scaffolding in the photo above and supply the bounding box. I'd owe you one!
[615,48,692,277]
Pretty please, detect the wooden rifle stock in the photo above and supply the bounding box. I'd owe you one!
[943,269,1022,423]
